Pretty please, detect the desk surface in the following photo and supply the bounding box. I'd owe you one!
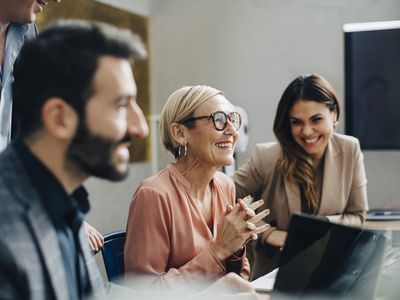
[363,220,400,230]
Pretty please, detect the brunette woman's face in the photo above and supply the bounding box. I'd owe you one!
[289,100,337,160]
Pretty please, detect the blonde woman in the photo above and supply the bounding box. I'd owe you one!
[124,86,269,287]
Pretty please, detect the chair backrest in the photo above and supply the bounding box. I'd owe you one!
[101,230,126,283]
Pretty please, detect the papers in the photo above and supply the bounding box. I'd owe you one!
[251,268,278,292]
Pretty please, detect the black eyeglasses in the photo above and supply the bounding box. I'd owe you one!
[181,111,242,131]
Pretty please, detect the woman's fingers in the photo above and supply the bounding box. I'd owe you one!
[240,195,253,206]
[237,196,252,213]
[249,199,264,211]
[92,229,104,248]
[224,204,234,215]
[248,208,270,224]
[238,198,265,219]
[244,207,256,218]
[243,223,270,245]
[88,237,96,252]
[84,222,104,253]
[255,223,270,235]
[246,222,256,231]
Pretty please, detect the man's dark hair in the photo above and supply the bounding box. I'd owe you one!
[12,20,147,138]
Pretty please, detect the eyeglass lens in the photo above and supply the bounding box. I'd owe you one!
[213,112,241,131]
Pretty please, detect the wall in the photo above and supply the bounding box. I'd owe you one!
[85,0,151,235]
[87,0,400,236]
[149,0,400,209]
[86,0,399,278]
[96,0,150,16]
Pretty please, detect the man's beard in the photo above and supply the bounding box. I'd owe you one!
[66,121,132,181]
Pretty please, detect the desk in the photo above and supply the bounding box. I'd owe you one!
[363,220,400,248]
[363,220,400,230]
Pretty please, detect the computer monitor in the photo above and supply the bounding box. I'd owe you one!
[344,20,400,150]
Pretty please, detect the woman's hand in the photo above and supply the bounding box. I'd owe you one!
[265,229,287,250]
[210,196,270,261]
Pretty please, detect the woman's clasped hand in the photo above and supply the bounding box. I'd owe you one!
[210,196,270,261]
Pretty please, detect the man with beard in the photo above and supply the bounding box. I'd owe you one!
[0,19,262,300]
[0,0,105,253]
[0,20,149,299]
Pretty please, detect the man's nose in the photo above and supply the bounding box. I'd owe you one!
[127,102,149,139]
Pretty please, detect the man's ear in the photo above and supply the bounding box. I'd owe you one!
[170,123,187,146]
[41,98,78,140]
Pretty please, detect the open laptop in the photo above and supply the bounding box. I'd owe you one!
[259,214,388,299]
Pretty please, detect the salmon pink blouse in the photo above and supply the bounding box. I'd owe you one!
[124,164,250,287]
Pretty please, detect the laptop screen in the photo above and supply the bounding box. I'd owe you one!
[272,214,388,299]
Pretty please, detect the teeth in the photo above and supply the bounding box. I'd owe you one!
[304,137,318,144]
[216,142,232,148]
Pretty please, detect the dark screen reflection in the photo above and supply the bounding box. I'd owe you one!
[273,214,388,300]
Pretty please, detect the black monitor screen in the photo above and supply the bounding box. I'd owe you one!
[344,21,400,149]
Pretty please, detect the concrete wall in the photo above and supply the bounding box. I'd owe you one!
[87,0,400,237]
[149,0,400,210]
[96,0,150,16]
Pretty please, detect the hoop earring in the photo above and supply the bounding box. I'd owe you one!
[178,145,187,158]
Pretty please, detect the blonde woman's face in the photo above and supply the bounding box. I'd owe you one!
[184,95,239,168]
[289,100,336,160]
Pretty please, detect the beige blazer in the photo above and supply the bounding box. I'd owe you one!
[233,133,368,279]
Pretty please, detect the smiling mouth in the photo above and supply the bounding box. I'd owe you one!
[302,136,320,145]
[216,142,233,149]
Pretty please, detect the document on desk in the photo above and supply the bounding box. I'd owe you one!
[251,268,278,292]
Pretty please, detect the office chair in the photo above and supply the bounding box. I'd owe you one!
[101,230,126,283]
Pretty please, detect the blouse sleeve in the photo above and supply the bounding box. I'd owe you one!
[326,139,368,226]
[124,186,227,288]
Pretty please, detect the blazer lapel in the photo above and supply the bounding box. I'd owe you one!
[284,175,301,214]
[27,203,70,300]
[4,147,69,300]
[318,137,342,215]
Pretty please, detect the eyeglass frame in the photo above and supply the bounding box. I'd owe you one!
[180,111,242,131]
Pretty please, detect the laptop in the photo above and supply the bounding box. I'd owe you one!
[268,214,388,299]
[366,209,400,221]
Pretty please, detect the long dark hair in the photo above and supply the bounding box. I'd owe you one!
[273,74,339,212]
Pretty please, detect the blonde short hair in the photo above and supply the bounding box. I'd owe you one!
[160,85,223,158]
